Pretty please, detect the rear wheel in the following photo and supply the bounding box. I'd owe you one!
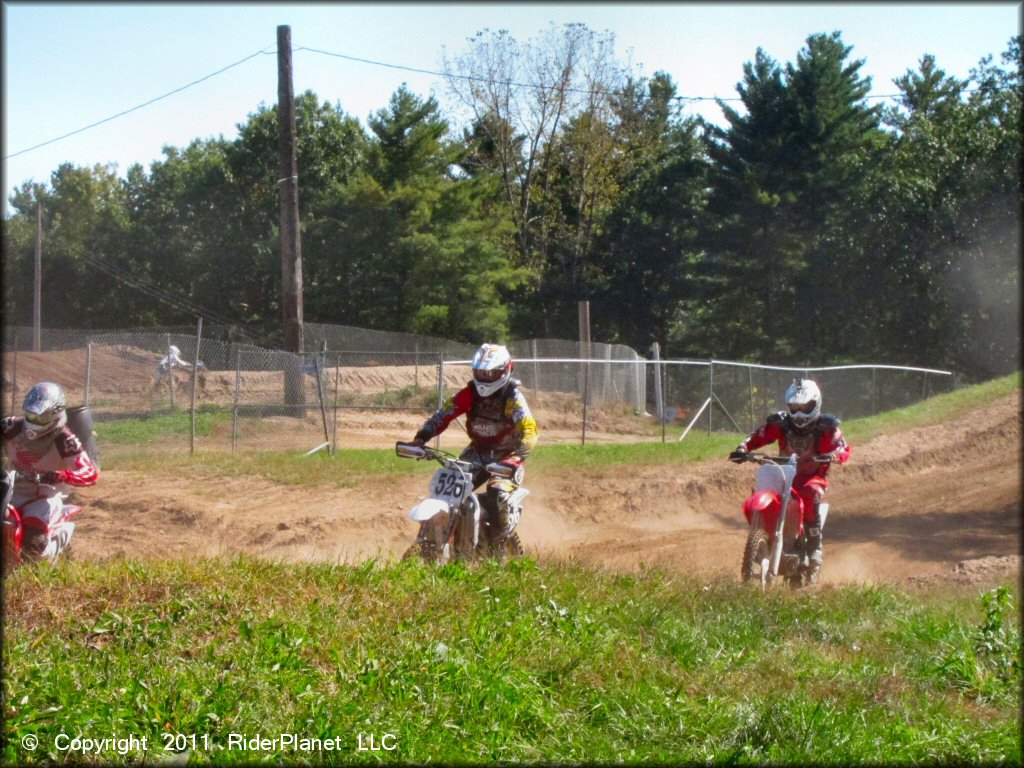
[741,528,770,584]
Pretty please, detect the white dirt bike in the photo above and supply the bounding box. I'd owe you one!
[733,452,832,590]
[395,442,528,564]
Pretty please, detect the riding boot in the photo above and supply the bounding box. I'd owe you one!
[805,502,824,584]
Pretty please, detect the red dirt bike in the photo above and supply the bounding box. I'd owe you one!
[2,468,81,575]
[732,452,832,589]
[395,442,528,564]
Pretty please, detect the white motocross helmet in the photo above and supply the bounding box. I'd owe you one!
[22,381,68,440]
[470,343,513,397]
[168,345,181,357]
[785,378,822,432]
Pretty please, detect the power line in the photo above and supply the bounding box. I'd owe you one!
[297,44,991,105]
[2,45,276,161]
[5,39,1000,165]
[77,251,246,330]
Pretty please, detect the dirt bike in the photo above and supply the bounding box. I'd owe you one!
[395,442,528,564]
[732,452,832,589]
[2,468,81,575]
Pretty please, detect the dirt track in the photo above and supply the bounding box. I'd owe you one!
[65,391,1022,588]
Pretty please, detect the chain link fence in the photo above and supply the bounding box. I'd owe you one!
[2,322,957,462]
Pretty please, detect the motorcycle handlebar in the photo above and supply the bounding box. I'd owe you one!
[394,442,517,479]
[394,441,463,465]
[731,452,834,465]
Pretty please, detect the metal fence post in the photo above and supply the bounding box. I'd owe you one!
[190,317,203,454]
[708,360,714,436]
[581,359,590,446]
[332,352,340,455]
[85,341,93,407]
[435,355,445,450]
[634,350,643,414]
[313,354,331,455]
[661,360,668,443]
[748,365,755,433]
[651,342,663,423]
[531,339,540,407]
[232,349,241,452]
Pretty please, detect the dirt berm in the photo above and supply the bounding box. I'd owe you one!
[70,392,1021,587]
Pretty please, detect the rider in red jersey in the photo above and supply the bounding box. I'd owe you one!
[2,382,99,554]
[730,378,850,583]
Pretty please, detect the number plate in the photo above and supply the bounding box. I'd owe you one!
[430,468,469,506]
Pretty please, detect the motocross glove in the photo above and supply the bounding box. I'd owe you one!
[729,449,748,463]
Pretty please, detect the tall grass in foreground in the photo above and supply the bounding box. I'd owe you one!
[4,557,1019,765]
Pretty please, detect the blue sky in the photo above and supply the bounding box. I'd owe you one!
[2,2,1020,211]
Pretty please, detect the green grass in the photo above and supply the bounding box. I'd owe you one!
[3,558,1019,765]
[97,408,231,445]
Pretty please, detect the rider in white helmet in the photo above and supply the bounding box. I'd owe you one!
[156,345,192,381]
[2,382,99,554]
[155,344,207,391]
[729,378,850,584]
[410,343,538,550]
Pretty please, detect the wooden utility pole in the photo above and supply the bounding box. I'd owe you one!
[277,24,306,410]
[578,299,591,403]
[33,202,42,352]
[278,24,303,354]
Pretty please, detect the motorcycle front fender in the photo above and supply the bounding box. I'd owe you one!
[743,489,780,531]
[40,521,75,560]
[409,498,450,522]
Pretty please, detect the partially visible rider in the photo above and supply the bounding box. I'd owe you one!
[2,382,99,555]
[729,378,850,584]
[156,345,192,382]
[155,345,206,392]
[409,343,538,546]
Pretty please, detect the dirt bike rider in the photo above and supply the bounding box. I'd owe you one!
[2,382,99,555]
[408,343,538,547]
[729,378,850,584]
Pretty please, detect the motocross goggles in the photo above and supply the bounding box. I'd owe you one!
[473,368,506,383]
[788,401,817,415]
[24,409,59,426]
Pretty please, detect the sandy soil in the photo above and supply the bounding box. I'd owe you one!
[64,388,1022,589]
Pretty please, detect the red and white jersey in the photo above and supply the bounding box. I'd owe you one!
[739,411,850,482]
[2,416,99,495]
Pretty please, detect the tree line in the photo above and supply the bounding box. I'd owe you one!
[3,27,1019,380]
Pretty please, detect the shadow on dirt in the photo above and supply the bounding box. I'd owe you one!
[828,502,1020,565]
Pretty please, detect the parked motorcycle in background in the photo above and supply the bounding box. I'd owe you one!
[731,452,832,589]
[395,441,528,564]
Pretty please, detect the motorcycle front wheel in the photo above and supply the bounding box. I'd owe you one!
[403,519,454,565]
[741,527,771,584]
[486,531,524,561]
